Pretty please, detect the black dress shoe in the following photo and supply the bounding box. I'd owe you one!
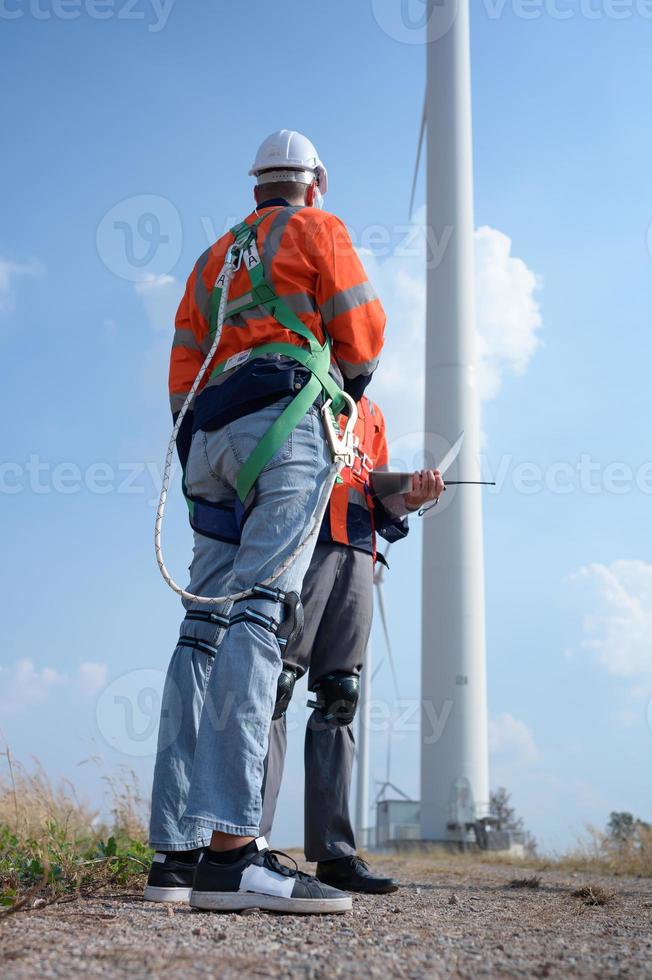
[315,855,399,895]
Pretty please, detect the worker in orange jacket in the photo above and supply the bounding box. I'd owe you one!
[147,131,385,914]
[260,397,445,894]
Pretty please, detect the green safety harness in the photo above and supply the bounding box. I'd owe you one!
[156,206,359,605]
[207,208,350,504]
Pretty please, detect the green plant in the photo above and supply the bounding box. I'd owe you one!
[0,751,152,916]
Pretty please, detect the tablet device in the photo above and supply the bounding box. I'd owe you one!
[370,472,413,497]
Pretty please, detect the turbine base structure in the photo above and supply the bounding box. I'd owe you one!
[420,0,490,842]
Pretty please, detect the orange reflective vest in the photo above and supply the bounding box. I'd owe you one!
[322,397,404,560]
[169,206,386,416]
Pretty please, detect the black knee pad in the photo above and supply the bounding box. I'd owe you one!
[310,671,360,726]
[276,591,304,651]
[273,663,299,720]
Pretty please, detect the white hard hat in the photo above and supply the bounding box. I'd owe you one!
[249,130,328,195]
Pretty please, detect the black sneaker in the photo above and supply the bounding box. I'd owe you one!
[144,850,202,903]
[190,837,351,914]
[316,855,399,895]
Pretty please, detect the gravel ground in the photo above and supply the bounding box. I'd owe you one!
[2,855,651,979]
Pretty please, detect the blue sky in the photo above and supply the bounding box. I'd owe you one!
[2,1,652,852]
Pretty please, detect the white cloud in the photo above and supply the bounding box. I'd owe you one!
[0,659,64,714]
[474,226,543,400]
[362,212,542,453]
[569,560,652,684]
[78,662,108,697]
[0,257,43,315]
[489,712,540,765]
[0,659,108,715]
[134,273,183,335]
[134,274,184,407]
[360,228,427,453]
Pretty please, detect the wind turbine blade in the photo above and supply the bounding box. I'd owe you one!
[374,543,392,586]
[409,92,427,219]
[376,580,401,701]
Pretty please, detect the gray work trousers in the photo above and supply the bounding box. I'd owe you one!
[260,543,374,861]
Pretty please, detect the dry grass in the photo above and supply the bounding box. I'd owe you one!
[0,749,98,844]
[0,749,151,916]
[549,825,652,878]
[379,823,652,879]
[508,875,542,889]
[571,884,615,907]
[1,747,650,926]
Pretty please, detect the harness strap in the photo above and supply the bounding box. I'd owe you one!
[205,208,348,503]
[185,610,231,628]
[178,582,300,654]
[249,584,288,602]
[177,635,220,658]
[229,608,285,642]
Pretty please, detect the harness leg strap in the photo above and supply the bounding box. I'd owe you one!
[229,586,304,651]
[177,608,231,658]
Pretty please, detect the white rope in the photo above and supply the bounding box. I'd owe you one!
[154,256,342,606]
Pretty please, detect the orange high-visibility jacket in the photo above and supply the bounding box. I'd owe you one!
[321,397,408,558]
[169,205,386,419]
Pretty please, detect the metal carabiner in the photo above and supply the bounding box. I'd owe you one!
[321,392,359,469]
[226,244,243,271]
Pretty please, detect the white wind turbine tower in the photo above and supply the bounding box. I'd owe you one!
[420,0,490,841]
[355,0,490,846]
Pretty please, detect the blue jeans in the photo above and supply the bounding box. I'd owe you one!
[149,399,333,848]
